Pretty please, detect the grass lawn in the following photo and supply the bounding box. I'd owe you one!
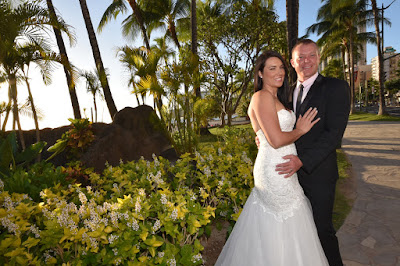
[349,111,400,121]
[200,124,353,230]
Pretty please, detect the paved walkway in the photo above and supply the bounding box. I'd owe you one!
[337,121,400,266]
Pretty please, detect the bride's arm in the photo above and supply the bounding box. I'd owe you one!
[250,91,319,149]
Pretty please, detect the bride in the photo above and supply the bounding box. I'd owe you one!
[215,51,328,266]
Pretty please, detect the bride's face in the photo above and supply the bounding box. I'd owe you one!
[258,57,285,90]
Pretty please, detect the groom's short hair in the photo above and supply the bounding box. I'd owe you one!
[292,39,320,55]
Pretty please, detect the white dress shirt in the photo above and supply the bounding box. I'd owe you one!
[293,72,319,114]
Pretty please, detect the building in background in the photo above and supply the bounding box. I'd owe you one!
[371,46,400,81]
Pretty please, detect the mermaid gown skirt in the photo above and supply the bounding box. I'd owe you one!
[215,110,328,266]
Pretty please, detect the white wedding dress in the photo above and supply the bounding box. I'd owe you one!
[215,109,328,266]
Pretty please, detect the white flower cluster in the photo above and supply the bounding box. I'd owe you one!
[148,171,164,185]
[203,166,211,178]
[113,183,121,194]
[192,253,203,263]
[218,176,225,186]
[195,151,205,163]
[218,148,223,156]
[152,219,161,233]
[3,195,14,211]
[82,232,98,250]
[138,188,146,197]
[219,210,227,217]
[127,218,139,231]
[190,193,197,201]
[1,216,20,235]
[78,192,88,205]
[0,179,4,189]
[29,224,41,238]
[241,151,252,165]
[170,208,178,221]
[108,234,119,244]
[43,250,55,264]
[160,194,168,205]
[112,248,118,255]
[158,252,165,258]
[167,258,176,266]
[115,257,122,265]
[152,154,160,167]
[135,198,141,213]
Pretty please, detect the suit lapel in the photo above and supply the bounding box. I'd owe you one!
[297,74,325,118]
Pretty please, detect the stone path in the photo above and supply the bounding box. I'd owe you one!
[337,121,400,266]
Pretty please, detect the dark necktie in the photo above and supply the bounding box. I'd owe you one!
[296,84,304,115]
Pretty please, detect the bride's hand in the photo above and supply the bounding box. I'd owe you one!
[296,107,320,134]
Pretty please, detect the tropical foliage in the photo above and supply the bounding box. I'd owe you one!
[0,128,255,265]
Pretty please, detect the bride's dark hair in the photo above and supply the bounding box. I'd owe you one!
[254,51,291,110]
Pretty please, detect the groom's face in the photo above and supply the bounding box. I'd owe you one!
[291,43,320,82]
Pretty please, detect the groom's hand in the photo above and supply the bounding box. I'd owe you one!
[255,136,260,149]
[276,155,303,178]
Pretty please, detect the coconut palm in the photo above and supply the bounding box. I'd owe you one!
[98,0,153,50]
[286,0,298,83]
[370,0,386,115]
[118,46,165,119]
[79,69,103,123]
[144,0,190,50]
[45,0,82,119]
[0,0,60,148]
[306,0,376,114]
[78,0,118,119]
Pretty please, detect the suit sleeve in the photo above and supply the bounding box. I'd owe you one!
[298,79,350,174]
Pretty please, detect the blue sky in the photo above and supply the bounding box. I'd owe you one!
[1,0,399,130]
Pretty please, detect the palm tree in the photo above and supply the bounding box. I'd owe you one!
[370,0,386,115]
[78,0,118,119]
[306,0,375,114]
[46,0,82,119]
[98,0,152,50]
[118,46,165,119]
[286,0,299,83]
[79,69,103,122]
[0,0,58,148]
[144,0,190,50]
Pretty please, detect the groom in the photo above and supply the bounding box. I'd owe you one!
[276,39,350,266]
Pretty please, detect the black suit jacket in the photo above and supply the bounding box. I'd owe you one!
[294,74,350,184]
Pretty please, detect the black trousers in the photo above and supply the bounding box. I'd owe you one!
[299,176,343,266]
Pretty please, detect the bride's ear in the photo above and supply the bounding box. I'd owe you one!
[258,71,263,79]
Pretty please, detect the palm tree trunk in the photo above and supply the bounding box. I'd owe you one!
[79,0,118,119]
[24,76,41,161]
[191,0,201,98]
[286,0,299,84]
[1,101,12,132]
[47,0,82,119]
[371,0,386,115]
[349,40,355,114]
[127,0,151,50]
[9,74,25,150]
[93,95,97,123]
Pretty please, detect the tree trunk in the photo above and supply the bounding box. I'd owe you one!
[191,0,201,98]
[169,19,180,49]
[286,0,299,84]
[127,0,151,50]
[349,34,355,114]
[1,100,12,132]
[79,0,118,119]
[371,0,386,115]
[47,0,81,119]
[93,95,97,123]
[9,74,25,150]
[24,77,41,161]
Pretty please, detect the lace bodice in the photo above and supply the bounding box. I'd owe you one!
[250,109,306,221]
